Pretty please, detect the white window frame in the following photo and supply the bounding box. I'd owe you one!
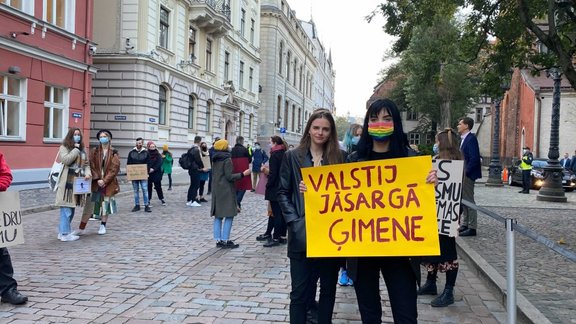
[0,75,27,141]
[206,100,213,133]
[249,67,253,92]
[240,9,246,37]
[2,0,34,14]
[159,85,168,126]
[239,61,245,89]
[188,95,196,129]
[43,85,69,141]
[43,0,75,33]
[408,132,420,145]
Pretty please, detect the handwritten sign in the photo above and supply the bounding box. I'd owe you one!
[433,159,464,237]
[73,177,91,194]
[126,164,148,181]
[301,156,439,257]
[0,191,25,247]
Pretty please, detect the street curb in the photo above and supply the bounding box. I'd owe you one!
[456,237,552,324]
[20,190,134,216]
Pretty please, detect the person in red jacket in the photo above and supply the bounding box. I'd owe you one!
[0,151,28,305]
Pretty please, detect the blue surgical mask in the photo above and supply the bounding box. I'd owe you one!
[351,136,360,145]
[73,135,81,143]
[433,143,439,155]
[99,137,109,144]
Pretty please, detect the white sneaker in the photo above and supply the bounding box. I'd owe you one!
[60,233,79,242]
[98,224,106,235]
[186,201,193,206]
[71,229,85,236]
[190,201,201,207]
[57,233,62,240]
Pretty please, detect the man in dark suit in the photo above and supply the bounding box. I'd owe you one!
[560,153,571,169]
[457,117,482,237]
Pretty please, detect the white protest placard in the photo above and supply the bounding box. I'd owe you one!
[73,177,91,194]
[126,164,148,181]
[0,191,25,247]
[433,159,464,237]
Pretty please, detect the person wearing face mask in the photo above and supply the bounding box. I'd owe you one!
[417,128,463,307]
[345,99,438,324]
[88,130,121,235]
[250,142,268,192]
[343,123,363,154]
[198,142,211,203]
[146,141,165,206]
[54,128,92,242]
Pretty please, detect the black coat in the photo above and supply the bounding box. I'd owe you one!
[264,148,286,202]
[277,148,346,257]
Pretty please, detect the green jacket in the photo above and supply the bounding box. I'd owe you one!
[161,151,173,174]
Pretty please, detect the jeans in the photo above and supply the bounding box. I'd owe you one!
[59,207,75,235]
[0,248,17,295]
[132,180,149,206]
[236,190,246,208]
[213,217,234,241]
[187,170,200,202]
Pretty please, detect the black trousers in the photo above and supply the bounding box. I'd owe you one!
[187,170,200,202]
[148,176,164,201]
[522,169,531,192]
[270,201,286,239]
[0,248,17,295]
[353,257,417,324]
[289,255,340,324]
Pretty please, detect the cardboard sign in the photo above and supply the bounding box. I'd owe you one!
[73,177,91,194]
[433,159,464,237]
[301,156,440,257]
[126,164,148,181]
[0,191,25,247]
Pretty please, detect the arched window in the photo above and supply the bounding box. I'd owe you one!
[159,85,168,125]
[284,100,289,128]
[293,58,297,86]
[286,52,291,81]
[239,111,244,135]
[277,95,282,126]
[291,104,296,131]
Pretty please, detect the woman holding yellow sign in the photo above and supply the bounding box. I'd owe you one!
[54,128,92,242]
[347,99,438,324]
[277,108,346,324]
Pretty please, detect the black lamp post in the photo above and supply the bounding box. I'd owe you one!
[537,68,567,202]
[487,99,504,186]
[486,79,510,186]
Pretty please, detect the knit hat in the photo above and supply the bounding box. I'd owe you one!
[96,129,112,139]
[162,144,168,151]
[147,141,155,148]
[214,139,229,151]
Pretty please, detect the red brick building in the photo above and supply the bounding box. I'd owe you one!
[0,1,95,189]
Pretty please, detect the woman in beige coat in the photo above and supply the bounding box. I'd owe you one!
[55,128,92,242]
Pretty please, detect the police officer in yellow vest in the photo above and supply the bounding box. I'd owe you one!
[519,147,533,194]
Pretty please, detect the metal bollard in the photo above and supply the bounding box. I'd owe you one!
[506,218,517,324]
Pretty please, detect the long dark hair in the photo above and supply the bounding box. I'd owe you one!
[356,98,409,159]
[297,108,343,165]
[62,127,84,151]
[437,128,462,160]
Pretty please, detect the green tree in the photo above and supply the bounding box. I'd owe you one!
[371,0,576,91]
[334,115,352,141]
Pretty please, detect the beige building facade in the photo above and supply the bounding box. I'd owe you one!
[91,0,261,160]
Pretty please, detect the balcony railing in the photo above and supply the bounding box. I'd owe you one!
[192,0,231,22]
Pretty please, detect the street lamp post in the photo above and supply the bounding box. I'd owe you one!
[537,68,567,202]
[487,98,504,186]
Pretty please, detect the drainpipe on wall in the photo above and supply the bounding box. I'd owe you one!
[535,94,542,157]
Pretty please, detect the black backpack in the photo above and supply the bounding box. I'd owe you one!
[179,152,192,169]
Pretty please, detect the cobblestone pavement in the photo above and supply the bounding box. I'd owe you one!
[1,171,509,323]
[464,184,576,324]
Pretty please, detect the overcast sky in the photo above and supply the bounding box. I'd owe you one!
[287,0,396,118]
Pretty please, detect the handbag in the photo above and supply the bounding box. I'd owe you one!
[48,152,64,192]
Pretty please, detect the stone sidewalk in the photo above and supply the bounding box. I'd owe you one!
[0,171,510,323]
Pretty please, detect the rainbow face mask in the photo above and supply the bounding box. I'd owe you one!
[367,121,394,141]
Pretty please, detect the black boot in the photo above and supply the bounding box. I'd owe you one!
[431,286,454,307]
[417,272,437,295]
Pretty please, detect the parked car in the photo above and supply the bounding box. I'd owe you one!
[507,158,576,192]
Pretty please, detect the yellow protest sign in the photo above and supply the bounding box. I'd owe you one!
[301,156,439,257]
